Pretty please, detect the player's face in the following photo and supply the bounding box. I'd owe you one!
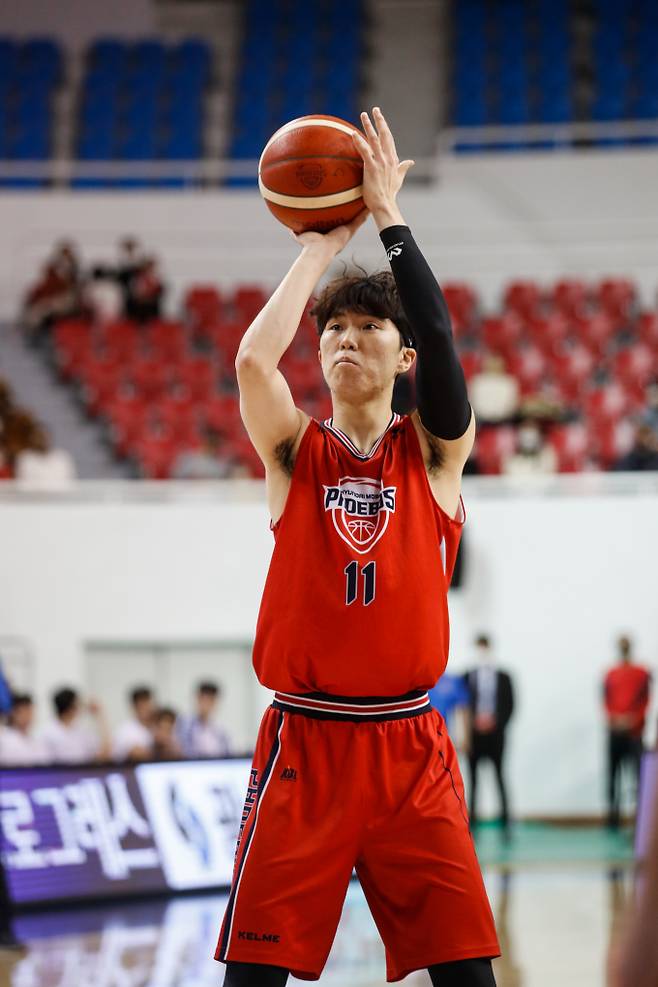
[318,311,414,398]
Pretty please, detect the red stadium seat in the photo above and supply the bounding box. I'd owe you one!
[208,321,247,361]
[52,319,95,379]
[589,419,634,467]
[105,397,150,457]
[550,344,596,401]
[474,426,517,475]
[481,314,523,356]
[503,280,543,320]
[134,434,180,480]
[597,278,636,323]
[505,345,547,395]
[573,312,616,355]
[184,286,223,334]
[127,358,173,399]
[204,395,242,435]
[146,320,188,362]
[98,319,141,361]
[547,423,590,473]
[442,282,479,333]
[459,350,483,381]
[527,312,571,355]
[232,285,269,322]
[583,383,630,424]
[82,361,127,417]
[227,433,265,478]
[612,345,655,389]
[637,311,658,351]
[549,279,589,320]
[152,396,200,440]
[175,357,217,401]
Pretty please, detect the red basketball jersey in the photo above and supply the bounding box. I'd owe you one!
[253,413,464,696]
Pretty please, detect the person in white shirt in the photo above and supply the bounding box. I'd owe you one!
[40,687,111,764]
[14,424,76,491]
[469,355,520,425]
[113,686,155,762]
[177,681,232,758]
[502,420,557,477]
[0,693,48,766]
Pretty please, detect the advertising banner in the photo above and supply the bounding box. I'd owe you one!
[0,758,251,905]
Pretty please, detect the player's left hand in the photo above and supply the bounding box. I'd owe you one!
[351,107,414,219]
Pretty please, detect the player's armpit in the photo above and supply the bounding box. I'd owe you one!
[236,354,305,471]
[413,407,476,475]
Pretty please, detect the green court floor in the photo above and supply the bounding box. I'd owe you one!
[473,821,635,867]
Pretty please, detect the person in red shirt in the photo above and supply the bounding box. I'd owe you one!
[215,108,499,987]
[603,635,651,829]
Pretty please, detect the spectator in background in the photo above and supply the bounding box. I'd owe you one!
[464,634,515,837]
[40,688,111,764]
[84,265,124,326]
[0,694,48,766]
[178,681,232,758]
[469,355,519,426]
[502,419,557,476]
[14,422,76,490]
[639,379,658,437]
[116,237,144,308]
[126,256,165,323]
[152,707,183,760]
[0,380,12,479]
[614,423,658,472]
[22,242,82,343]
[172,426,230,480]
[603,635,651,830]
[113,686,156,762]
[428,672,470,754]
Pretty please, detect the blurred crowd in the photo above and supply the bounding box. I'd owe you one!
[0,376,75,484]
[22,237,165,343]
[466,356,658,474]
[0,678,232,766]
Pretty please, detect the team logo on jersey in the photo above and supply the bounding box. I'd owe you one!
[323,476,397,554]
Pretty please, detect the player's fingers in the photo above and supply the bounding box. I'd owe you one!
[360,111,385,161]
[399,159,415,178]
[373,106,398,161]
[351,130,377,164]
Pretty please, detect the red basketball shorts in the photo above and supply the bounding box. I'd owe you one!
[215,691,500,982]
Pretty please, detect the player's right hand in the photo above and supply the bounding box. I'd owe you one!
[290,207,370,257]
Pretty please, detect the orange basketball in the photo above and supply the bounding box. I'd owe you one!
[258,115,364,234]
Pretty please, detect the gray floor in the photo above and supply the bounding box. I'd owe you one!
[1,866,633,987]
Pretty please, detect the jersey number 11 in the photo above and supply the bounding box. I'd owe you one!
[344,561,376,606]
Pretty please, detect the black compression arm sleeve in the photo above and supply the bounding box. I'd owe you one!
[379,224,471,440]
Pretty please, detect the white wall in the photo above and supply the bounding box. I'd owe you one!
[0,476,656,818]
[1,148,657,320]
[1,0,155,50]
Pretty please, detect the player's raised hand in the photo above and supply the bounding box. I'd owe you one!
[351,107,414,226]
[290,206,370,257]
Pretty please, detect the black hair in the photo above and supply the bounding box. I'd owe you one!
[54,687,78,717]
[11,692,32,709]
[311,270,415,348]
[155,706,176,724]
[130,686,153,707]
[475,634,491,648]
[197,681,220,696]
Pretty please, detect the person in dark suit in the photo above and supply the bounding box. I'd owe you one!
[464,634,515,835]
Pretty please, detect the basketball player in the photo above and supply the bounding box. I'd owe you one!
[216,107,499,985]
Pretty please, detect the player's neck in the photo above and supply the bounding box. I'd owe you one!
[330,396,395,455]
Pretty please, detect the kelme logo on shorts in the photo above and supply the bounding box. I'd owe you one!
[323,476,397,554]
